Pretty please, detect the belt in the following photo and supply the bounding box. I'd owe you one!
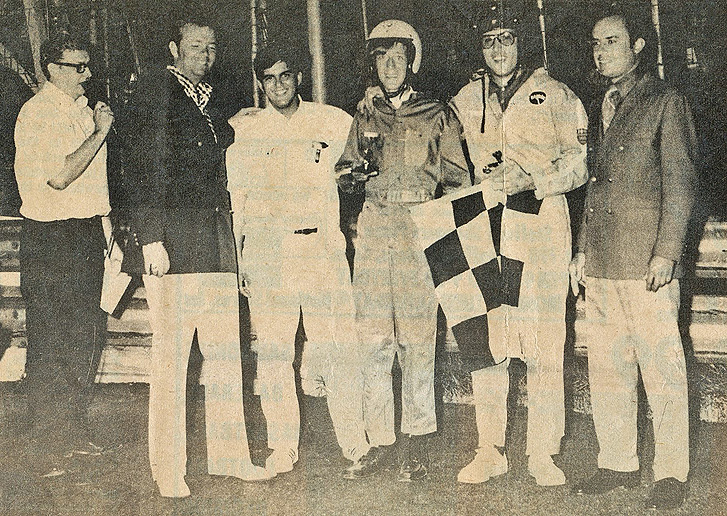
[366,189,433,204]
[293,227,318,235]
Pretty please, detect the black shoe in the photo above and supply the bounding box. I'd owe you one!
[572,468,640,495]
[398,457,428,482]
[342,445,394,480]
[397,435,429,482]
[645,478,686,510]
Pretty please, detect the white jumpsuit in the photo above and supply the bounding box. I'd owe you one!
[450,67,588,456]
[226,99,369,462]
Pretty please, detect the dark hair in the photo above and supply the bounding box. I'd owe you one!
[367,38,415,64]
[254,41,310,81]
[40,31,89,80]
[592,2,657,72]
[169,15,215,48]
[366,37,416,86]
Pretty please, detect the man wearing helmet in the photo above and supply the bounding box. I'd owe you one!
[336,20,471,482]
[449,0,588,486]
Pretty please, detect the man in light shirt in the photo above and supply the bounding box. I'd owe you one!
[14,31,113,464]
[227,41,369,476]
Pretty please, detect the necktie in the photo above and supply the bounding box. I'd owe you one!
[601,85,621,132]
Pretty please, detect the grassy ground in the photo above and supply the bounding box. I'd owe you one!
[1,382,727,516]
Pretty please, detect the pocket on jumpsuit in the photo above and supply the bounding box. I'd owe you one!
[404,130,430,167]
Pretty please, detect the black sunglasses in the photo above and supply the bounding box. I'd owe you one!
[54,61,89,74]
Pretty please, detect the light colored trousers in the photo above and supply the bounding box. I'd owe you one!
[468,199,570,458]
[469,301,566,457]
[585,277,689,482]
[144,272,254,484]
[353,203,439,446]
[244,229,369,462]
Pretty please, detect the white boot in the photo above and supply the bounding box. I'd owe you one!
[265,448,298,475]
[457,446,508,484]
[528,454,566,486]
[156,475,191,498]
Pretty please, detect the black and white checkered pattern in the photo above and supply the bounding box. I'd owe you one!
[410,184,542,369]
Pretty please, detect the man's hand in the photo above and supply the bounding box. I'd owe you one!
[336,166,370,194]
[357,86,384,114]
[569,252,586,296]
[142,241,170,277]
[502,158,535,195]
[483,163,505,192]
[233,107,263,118]
[644,255,675,292]
[238,270,252,298]
[93,102,114,136]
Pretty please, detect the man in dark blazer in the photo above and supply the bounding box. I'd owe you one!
[120,17,270,498]
[569,5,697,511]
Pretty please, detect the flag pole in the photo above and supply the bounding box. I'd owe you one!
[536,0,548,71]
[250,0,260,107]
[650,0,665,79]
[361,0,369,37]
[307,0,326,103]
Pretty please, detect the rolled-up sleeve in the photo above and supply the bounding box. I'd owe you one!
[15,103,75,191]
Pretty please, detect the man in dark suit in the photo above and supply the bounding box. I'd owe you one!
[121,17,270,498]
[0,65,31,215]
[569,5,697,510]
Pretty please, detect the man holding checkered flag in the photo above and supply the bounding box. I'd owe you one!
[336,20,471,482]
[448,0,588,486]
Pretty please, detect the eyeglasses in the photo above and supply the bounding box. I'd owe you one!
[54,61,89,74]
[482,31,516,49]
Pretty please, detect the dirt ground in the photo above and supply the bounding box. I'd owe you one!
[1,381,727,516]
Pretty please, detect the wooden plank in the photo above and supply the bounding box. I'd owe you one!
[690,294,727,313]
[95,345,151,383]
[0,271,20,287]
[695,268,727,279]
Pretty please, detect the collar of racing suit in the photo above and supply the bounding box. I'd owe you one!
[480,65,536,133]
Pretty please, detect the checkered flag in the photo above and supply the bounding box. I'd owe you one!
[410,184,542,370]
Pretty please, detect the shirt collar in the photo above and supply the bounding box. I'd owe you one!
[167,65,213,109]
[389,86,414,109]
[609,62,640,99]
[42,80,89,110]
[487,66,534,111]
[264,95,305,119]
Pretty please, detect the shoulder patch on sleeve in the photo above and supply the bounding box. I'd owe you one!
[577,128,588,145]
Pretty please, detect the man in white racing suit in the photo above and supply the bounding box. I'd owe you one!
[227,42,369,476]
[450,1,588,486]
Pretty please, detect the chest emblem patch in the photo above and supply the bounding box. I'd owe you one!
[529,91,547,105]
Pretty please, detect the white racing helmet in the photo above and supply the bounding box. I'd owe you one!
[367,19,422,74]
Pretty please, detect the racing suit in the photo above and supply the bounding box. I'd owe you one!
[227,99,369,463]
[337,91,470,445]
[450,67,588,457]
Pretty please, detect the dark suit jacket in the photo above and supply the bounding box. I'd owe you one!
[0,66,32,215]
[119,70,236,275]
[577,72,698,280]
